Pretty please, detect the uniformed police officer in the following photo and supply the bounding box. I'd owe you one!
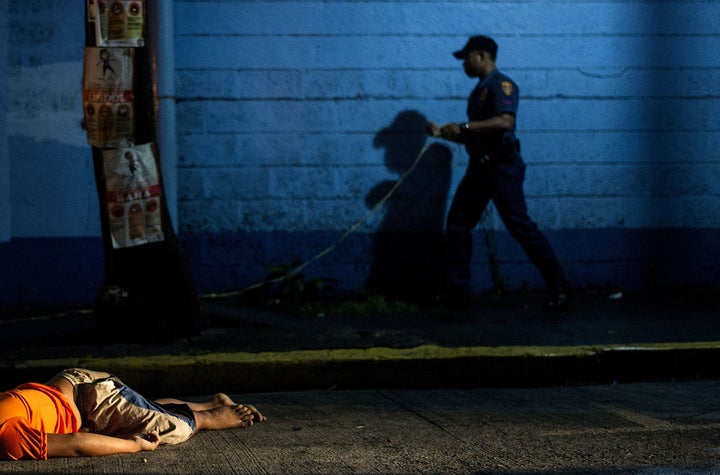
[427,35,568,311]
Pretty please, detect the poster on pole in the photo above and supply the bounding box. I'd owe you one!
[84,47,134,91]
[83,47,135,148]
[91,0,145,47]
[83,89,135,149]
[103,143,165,249]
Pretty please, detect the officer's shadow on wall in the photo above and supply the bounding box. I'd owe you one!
[365,110,452,300]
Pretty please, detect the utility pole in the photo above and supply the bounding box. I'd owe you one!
[82,0,205,340]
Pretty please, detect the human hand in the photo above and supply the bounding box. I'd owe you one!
[425,121,441,137]
[133,429,160,452]
[440,123,462,142]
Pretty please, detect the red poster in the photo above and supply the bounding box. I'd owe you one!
[103,143,164,249]
[83,47,135,148]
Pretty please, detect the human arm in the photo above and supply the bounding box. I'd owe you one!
[46,430,160,458]
[434,113,515,143]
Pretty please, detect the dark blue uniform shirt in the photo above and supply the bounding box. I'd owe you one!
[464,69,519,160]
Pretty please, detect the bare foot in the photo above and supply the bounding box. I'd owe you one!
[212,393,236,407]
[241,404,266,423]
[209,394,266,424]
[195,404,266,431]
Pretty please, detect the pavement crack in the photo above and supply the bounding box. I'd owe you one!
[377,390,468,445]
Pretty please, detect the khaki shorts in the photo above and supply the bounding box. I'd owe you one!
[55,368,195,445]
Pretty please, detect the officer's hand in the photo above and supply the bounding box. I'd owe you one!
[440,123,462,142]
[425,121,441,137]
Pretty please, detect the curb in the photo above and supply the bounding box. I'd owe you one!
[3,342,720,396]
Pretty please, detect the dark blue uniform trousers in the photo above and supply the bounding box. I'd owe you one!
[445,157,565,291]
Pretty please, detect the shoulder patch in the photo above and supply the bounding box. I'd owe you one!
[501,81,513,96]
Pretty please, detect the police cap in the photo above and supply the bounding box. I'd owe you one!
[453,35,498,59]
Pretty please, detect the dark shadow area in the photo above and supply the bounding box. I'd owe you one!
[640,4,714,290]
[365,110,452,300]
[3,288,720,394]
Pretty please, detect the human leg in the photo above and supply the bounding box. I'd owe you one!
[444,171,490,293]
[50,368,114,387]
[192,404,265,431]
[73,375,196,444]
[154,393,235,412]
[50,369,265,443]
[491,164,568,309]
[155,394,266,429]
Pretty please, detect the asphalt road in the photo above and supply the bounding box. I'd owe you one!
[3,380,720,474]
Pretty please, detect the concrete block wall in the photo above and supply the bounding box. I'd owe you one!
[0,1,103,309]
[1,1,719,308]
[174,1,720,294]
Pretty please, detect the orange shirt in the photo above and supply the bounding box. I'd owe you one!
[0,383,80,460]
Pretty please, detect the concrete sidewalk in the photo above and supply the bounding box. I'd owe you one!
[3,381,720,474]
[1,288,719,395]
[3,290,720,474]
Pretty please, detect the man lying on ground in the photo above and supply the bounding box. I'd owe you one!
[0,368,266,460]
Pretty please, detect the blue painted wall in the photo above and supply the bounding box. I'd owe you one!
[1,1,719,310]
[0,0,10,243]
